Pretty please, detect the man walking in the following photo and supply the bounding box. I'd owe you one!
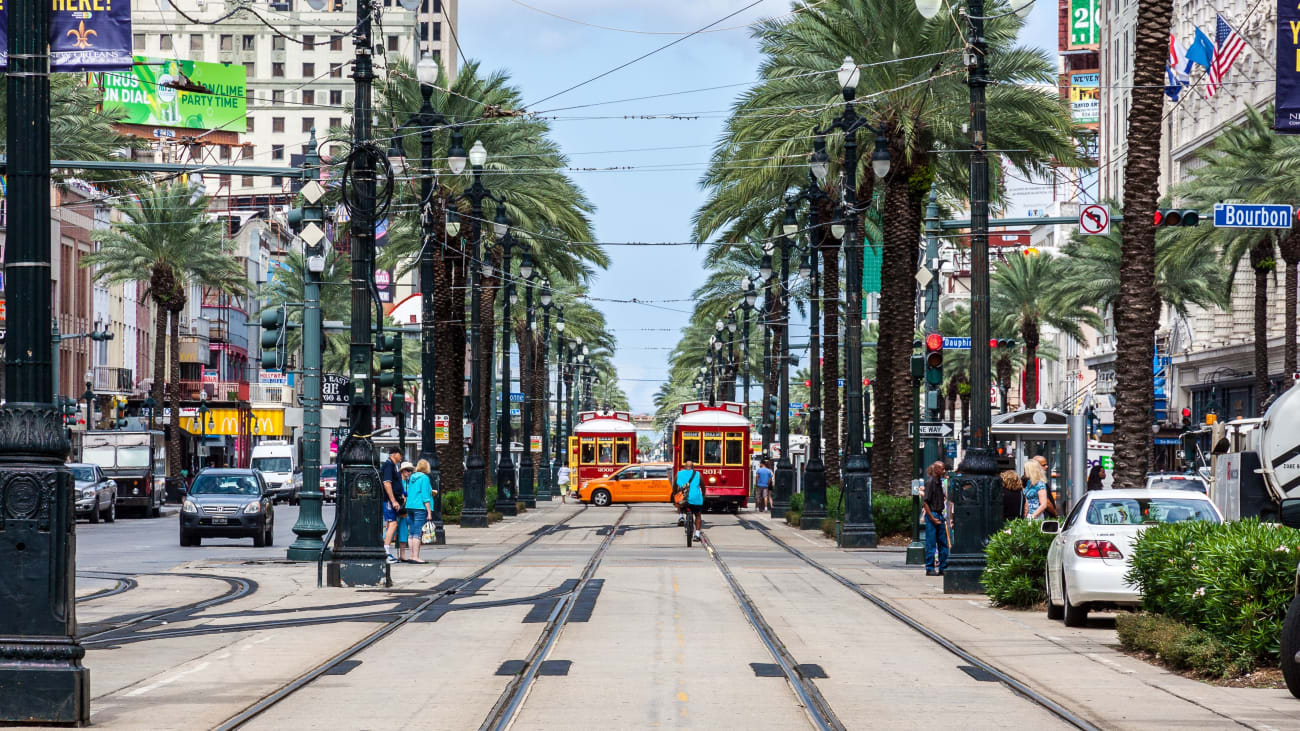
[754,459,773,512]
[922,461,949,576]
[381,447,406,564]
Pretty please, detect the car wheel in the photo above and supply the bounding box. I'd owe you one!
[1062,575,1089,627]
[1045,568,1064,620]
[89,499,100,524]
[180,528,194,547]
[253,525,267,548]
[150,500,162,518]
[1281,594,1300,698]
[105,496,116,523]
[592,489,612,507]
[266,523,275,547]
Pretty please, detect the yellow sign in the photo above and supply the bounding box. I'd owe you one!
[180,408,285,437]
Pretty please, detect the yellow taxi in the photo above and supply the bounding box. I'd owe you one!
[579,462,673,506]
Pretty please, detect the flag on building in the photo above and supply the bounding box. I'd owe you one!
[1184,26,1216,72]
[1165,33,1189,100]
[1205,14,1246,98]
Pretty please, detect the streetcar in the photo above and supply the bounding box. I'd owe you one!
[670,401,751,513]
[568,410,638,493]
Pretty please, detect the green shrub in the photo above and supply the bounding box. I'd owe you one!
[785,510,802,527]
[486,486,497,513]
[1116,612,1248,678]
[873,494,912,537]
[1126,519,1300,663]
[788,493,804,515]
[825,486,843,522]
[982,519,1054,607]
[821,517,836,539]
[440,490,464,522]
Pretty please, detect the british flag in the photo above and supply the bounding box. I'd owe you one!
[1205,14,1246,98]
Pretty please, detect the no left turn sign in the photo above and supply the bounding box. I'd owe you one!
[1079,204,1111,236]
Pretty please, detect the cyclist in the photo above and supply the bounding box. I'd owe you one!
[674,460,704,542]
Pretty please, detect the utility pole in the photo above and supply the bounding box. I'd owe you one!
[287,131,330,561]
[0,0,90,718]
[327,0,388,587]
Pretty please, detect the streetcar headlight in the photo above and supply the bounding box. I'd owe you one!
[708,476,717,484]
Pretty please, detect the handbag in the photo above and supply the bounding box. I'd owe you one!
[421,520,436,545]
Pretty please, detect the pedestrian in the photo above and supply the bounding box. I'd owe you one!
[1086,464,1105,491]
[405,459,434,564]
[557,462,571,503]
[380,447,406,564]
[754,459,774,512]
[922,461,949,576]
[1000,470,1024,521]
[1023,458,1053,520]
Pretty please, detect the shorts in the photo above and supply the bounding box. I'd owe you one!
[383,502,401,523]
[684,503,703,516]
[407,510,428,538]
[757,486,772,498]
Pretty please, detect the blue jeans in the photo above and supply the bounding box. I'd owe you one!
[924,512,949,572]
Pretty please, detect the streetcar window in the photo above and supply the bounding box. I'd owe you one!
[702,432,723,465]
[615,438,631,464]
[598,438,614,464]
[681,432,701,464]
[725,435,744,466]
[580,438,596,465]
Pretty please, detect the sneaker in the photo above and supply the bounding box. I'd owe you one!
[677,515,685,526]
[386,555,399,565]
[693,530,702,541]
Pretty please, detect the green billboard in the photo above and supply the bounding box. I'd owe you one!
[101,57,247,133]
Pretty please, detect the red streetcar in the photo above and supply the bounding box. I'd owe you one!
[671,401,751,513]
[568,410,638,493]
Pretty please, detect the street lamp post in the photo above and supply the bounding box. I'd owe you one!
[726,313,738,401]
[812,57,891,548]
[553,326,567,491]
[759,252,775,453]
[789,182,829,531]
[537,284,555,502]
[84,382,97,431]
[518,257,537,509]
[771,206,795,519]
[197,391,210,472]
[741,278,758,418]
[495,224,519,517]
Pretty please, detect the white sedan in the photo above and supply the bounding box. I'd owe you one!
[1043,488,1222,627]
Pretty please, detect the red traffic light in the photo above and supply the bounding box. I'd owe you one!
[925,333,943,352]
[863,377,871,386]
[804,379,811,387]
[1153,210,1163,226]
[990,338,998,348]
[1181,407,1192,418]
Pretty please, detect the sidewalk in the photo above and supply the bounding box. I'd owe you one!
[751,513,1300,731]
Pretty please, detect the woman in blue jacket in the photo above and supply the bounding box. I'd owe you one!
[405,459,435,563]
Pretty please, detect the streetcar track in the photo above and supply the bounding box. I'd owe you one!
[79,573,259,644]
[479,506,629,731]
[75,575,138,603]
[216,505,592,731]
[704,528,846,731]
[740,517,1102,731]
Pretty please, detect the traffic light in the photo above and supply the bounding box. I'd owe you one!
[1153,209,1200,226]
[766,393,779,425]
[924,333,943,387]
[990,338,1016,350]
[88,327,114,342]
[1181,407,1193,431]
[377,331,402,389]
[910,354,924,381]
[260,305,288,370]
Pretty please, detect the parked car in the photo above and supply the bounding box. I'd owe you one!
[320,464,337,502]
[1277,498,1300,697]
[579,462,673,506]
[180,468,275,547]
[1144,472,1208,493]
[1043,489,1222,627]
[68,463,117,523]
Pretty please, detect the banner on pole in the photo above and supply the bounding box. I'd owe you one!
[1278,0,1300,132]
[0,1,134,71]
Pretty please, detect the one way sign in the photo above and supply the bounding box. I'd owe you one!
[909,421,955,439]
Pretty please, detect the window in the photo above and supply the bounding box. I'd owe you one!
[246,116,255,132]
[246,90,255,108]
[243,61,255,77]
[302,62,315,78]
[725,434,744,466]
[242,175,254,187]
[616,467,642,481]
[272,144,284,160]
[243,144,255,159]
[272,62,285,78]
[597,438,614,465]
[330,64,343,78]
[160,34,173,51]
[329,89,342,105]
[680,432,701,464]
[302,118,314,132]
[329,116,341,129]
[242,34,255,51]
[303,35,315,50]
[580,438,596,465]
[330,35,343,51]
[302,89,315,105]
[219,145,231,160]
[219,174,230,187]
[615,438,631,465]
[272,117,285,132]
[434,0,441,10]
[644,465,669,480]
[190,34,203,51]
[272,175,283,186]
[702,432,723,465]
[133,33,145,50]
[272,36,285,51]
[388,35,400,52]
[434,23,441,41]
[220,34,233,51]
[421,0,428,10]
[420,22,428,42]
[1086,497,1220,525]
[272,90,284,104]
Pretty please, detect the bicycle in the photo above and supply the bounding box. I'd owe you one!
[685,505,694,547]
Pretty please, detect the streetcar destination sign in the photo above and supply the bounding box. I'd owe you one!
[1213,203,1294,229]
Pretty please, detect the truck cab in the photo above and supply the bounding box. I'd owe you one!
[77,430,167,518]
[250,440,297,503]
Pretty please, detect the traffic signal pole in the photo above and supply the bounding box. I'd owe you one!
[922,189,943,471]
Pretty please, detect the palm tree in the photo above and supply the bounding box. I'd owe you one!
[694,0,1082,494]
[990,253,1102,409]
[84,183,247,476]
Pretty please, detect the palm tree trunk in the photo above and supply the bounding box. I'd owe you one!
[434,251,464,493]
[1251,242,1273,414]
[819,223,842,483]
[167,305,182,477]
[1021,319,1040,409]
[1113,0,1171,488]
[151,295,167,423]
[877,163,916,496]
[478,268,498,465]
[1281,231,1300,378]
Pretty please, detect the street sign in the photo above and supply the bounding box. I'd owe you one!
[908,421,955,439]
[1078,203,1110,235]
[1213,203,1294,228]
[788,402,804,409]
[531,435,542,452]
[510,408,521,417]
[321,374,350,405]
[945,440,957,459]
[942,336,971,350]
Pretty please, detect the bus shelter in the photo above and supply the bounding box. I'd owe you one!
[991,408,1087,514]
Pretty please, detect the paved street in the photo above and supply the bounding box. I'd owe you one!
[64,501,1300,730]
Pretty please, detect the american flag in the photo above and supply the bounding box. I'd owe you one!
[1206,14,1246,98]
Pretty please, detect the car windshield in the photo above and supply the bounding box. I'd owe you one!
[252,457,292,473]
[69,466,95,481]
[321,465,337,478]
[82,446,116,467]
[1086,497,1219,525]
[190,475,260,496]
[1148,478,1206,492]
[117,446,151,468]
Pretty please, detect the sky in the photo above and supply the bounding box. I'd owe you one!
[457,0,1060,413]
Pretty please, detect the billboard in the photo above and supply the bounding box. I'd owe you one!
[1068,0,1099,48]
[0,0,133,71]
[101,56,247,132]
[1278,0,1300,132]
[1069,71,1100,127]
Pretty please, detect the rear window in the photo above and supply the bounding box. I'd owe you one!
[69,466,96,481]
[1147,478,1207,492]
[321,465,337,478]
[1086,497,1219,526]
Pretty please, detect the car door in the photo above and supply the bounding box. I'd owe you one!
[616,466,644,502]
[95,466,111,507]
[642,465,671,502]
[259,474,274,525]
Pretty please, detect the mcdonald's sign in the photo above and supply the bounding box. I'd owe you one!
[179,407,285,437]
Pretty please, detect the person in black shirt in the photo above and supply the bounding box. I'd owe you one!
[1000,470,1024,521]
[1086,464,1105,491]
[380,448,406,564]
[922,461,949,576]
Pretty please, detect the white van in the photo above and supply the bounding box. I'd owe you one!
[251,440,297,503]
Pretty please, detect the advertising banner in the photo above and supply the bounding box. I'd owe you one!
[101,56,247,132]
[1068,0,1099,48]
[1278,0,1300,133]
[1069,72,1100,126]
[0,0,133,71]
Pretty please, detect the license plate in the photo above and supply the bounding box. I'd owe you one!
[211,517,228,525]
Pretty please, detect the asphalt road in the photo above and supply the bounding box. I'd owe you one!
[74,502,337,574]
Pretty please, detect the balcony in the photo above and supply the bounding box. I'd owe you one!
[249,383,294,406]
[93,366,135,393]
[178,380,250,402]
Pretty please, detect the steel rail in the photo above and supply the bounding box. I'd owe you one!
[78,573,257,644]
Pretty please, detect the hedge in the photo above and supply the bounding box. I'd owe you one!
[1125,519,1300,664]
[982,518,1054,608]
[1116,612,1248,678]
